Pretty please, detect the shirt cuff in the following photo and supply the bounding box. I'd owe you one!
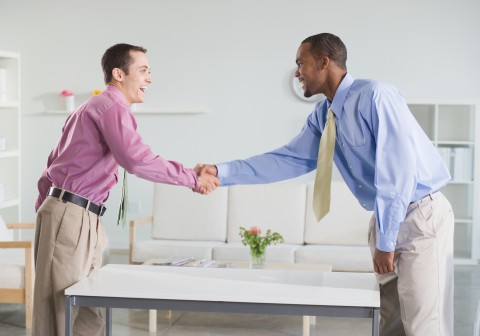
[216,163,230,183]
[376,231,398,252]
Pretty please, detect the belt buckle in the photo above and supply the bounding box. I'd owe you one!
[99,205,107,216]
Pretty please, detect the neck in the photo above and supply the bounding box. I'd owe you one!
[325,71,347,101]
[110,81,130,105]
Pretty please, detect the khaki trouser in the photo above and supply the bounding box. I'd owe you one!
[368,192,454,336]
[32,194,107,336]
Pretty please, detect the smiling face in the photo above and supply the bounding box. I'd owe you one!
[112,50,152,105]
[294,42,327,98]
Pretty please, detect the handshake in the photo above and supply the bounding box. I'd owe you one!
[192,164,219,195]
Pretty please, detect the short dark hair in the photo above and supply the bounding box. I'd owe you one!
[302,33,347,70]
[101,43,147,84]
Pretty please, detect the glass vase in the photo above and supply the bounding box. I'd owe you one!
[249,249,266,269]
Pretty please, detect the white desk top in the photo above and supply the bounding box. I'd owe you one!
[65,264,379,308]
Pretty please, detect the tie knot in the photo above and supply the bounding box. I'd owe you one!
[327,108,334,119]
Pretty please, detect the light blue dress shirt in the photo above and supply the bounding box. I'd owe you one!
[217,73,451,252]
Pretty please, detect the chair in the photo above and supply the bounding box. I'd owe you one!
[0,219,35,329]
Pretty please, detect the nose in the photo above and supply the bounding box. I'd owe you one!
[294,69,300,78]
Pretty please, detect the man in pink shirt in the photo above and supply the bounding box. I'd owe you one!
[32,43,219,336]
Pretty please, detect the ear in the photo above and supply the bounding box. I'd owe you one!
[112,68,124,82]
[316,56,329,70]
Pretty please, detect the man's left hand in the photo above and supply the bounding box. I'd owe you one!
[373,248,394,274]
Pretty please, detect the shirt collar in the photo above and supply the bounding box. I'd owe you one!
[105,84,128,105]
[330,73,354,118]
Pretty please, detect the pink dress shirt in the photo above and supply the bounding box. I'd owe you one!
[35,85,198,211]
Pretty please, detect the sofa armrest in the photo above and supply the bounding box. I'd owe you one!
[0,241,31,248]
[6,223,35,230]
[129,216,153,264]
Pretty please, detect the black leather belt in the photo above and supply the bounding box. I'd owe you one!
[48,187,106,216]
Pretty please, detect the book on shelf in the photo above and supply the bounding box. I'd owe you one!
[437,146,473,182]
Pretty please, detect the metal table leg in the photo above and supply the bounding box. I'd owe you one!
[372,308,380,336]
[65,296,73,336]
[106,307,112,336]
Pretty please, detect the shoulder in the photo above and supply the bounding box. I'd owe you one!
[86,91,130,121]
[351,79,404,102]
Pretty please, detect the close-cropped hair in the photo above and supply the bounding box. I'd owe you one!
[101,43,147,84]
[302,33,347,70]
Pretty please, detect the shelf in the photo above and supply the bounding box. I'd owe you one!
[409,101,479,262]
[436,141,474,146]
[0,150,19,159]
[0,49,21,225]
[135,109,209,115]
[0,50,20,59]
[0,198,19,210]
[45,108,209,115]
[453,258,478,265]
[45,110,73,114]
[448,180,474,185]
[455,218,473,224]
[0,101,20,108]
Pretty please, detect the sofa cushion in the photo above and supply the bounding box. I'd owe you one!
[151,183,228,241]
[213,242,298,263]
[131,240,226,263]
[304,182,373,246]
[226,182,306,244]
[295,245,373,272]
[0,249,25,288]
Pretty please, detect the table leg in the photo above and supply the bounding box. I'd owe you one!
[149,309,157,332]
[372,308,380,336]
[302,316,310,336]
[106,307,112,336]
[65,296,73,336]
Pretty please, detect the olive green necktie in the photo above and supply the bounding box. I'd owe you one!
[117,169,128,228]
[313,108,336,221]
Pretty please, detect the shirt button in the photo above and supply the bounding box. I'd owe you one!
[358,184,362,188]
[362,203,366,207]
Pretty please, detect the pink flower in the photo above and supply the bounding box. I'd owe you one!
[60,89,74,97]
[248,226,261,236]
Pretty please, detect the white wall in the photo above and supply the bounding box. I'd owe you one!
[1,0,479,248]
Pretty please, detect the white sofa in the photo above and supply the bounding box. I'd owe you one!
[129,181,374,272]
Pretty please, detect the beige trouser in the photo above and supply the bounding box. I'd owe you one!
[32,194,107,336]
[368,192,454,336]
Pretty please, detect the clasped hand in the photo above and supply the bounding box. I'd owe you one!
[193,164,220,195]
[373,248,395,274]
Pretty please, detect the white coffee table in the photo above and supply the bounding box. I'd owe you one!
[65,264,379,336]
[144,259,333,335]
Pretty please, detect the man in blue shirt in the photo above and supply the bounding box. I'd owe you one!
[196,33,454,335]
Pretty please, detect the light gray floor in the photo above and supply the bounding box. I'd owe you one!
[1,251,479,336]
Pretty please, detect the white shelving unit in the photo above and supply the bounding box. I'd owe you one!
[409,100,479,264]
[0,50,21,225]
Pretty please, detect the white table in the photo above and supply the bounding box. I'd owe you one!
[144,259,333,335]
[65,264,380,336]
